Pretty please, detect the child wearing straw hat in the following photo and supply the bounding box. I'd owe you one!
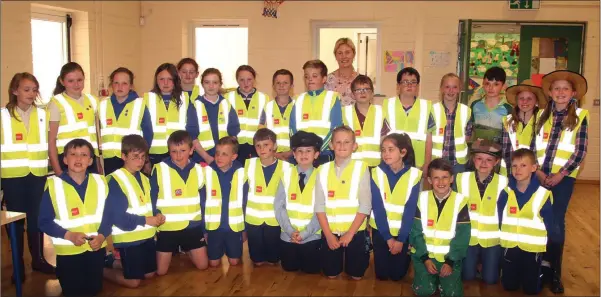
[500,79,548,176]
[535,70,589,294]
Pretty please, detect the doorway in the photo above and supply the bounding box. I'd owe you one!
[457,20,585,104]
[312,21,382,94]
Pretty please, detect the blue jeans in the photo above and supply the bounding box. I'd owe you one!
[462,244,501,284]
[547,176,575,244]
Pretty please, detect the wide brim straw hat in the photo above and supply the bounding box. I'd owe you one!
[541,70,588,100]
[506,79,547,109]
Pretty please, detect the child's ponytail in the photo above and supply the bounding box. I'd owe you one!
[563,100,578,131]
[53,76,65,95]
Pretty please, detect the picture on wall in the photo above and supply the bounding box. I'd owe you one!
[469,33,520,87]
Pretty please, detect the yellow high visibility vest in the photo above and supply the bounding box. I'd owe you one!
[0,107,48,178]
[47,174,108,255]
[144,92,189,155]
[184,85,201,104]
[535,108,588,178]
[194,98,232,151]
[318,160,368,234]
[369,166,422,235]
[416,191,468,262]
[245,158,288,226]
[203,166,245,232]
[227,91,270,145]
[154,162,204,231]
[456,172,507,247]
[293,91,338,143]
[50,93,99,155]
[98,97,145,158]
[503,115,536,151]
[431,102,470,164]
[281,166,320,234]
[384,97,432,167]
[500,186,552,253]
[343,105,383,167]
[109,168,156,244]
[263,100,294,152]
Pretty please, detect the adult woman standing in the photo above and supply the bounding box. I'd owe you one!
[325,38,359,106]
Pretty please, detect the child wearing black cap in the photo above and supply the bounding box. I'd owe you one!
[274,131,323,273]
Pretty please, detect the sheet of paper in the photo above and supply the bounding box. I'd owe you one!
[539,58,557,74]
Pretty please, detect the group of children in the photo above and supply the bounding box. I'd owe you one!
[1,55,589,297]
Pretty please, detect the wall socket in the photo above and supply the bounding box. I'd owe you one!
[594,99,600,106]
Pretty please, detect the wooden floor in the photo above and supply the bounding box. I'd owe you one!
[2,183,599,296]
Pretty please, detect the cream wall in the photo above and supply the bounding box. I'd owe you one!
[1,0,598,180]
[1,1,141,101]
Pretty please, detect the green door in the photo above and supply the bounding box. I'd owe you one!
[517,25,584,84]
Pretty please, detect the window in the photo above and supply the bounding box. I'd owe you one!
[31,12,69,104]
[192,21,248,91]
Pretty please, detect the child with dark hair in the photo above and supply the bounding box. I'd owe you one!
[145,63,196,166]
[103,134,163,288]
[370,133,421,281]
[470,66,513,145]
[410,158,471,297]
[384,67,436,171]
[38,138,111,297]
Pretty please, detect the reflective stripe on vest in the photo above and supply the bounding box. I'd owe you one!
[320,160,367,234]
[228,91,267,144]
[203,166,245,232]
[155,162,203,231]
[418,191,466,262]
[369,166,421,234]
[294,91,335,141]
[343,104,383,166]
[504,115,534,151]
[48,174,108,255]
[0,107,48,177]
[282,166,319,233]
[98,97,144,158]
[500,186,550,252]
[109,169,156,243]
[245,158,288,226]
[457,172,507,247]
[53,93,99,154]
[194,99,231,150]
[385,97,431,167]
[264,100,294,152]
[535,108,588,178]
[145,92,188,154]
[431,102,469,164]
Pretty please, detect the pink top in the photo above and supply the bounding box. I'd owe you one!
[325,70,359,106]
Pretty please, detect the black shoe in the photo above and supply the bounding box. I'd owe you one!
[551,277,564,294]
[541,265,553,285]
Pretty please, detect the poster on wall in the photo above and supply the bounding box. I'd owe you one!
[384,50,414,72]
[469,33,520,87]
[428,51,451,67]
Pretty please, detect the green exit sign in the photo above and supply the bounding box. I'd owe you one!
[509,0,540,9]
